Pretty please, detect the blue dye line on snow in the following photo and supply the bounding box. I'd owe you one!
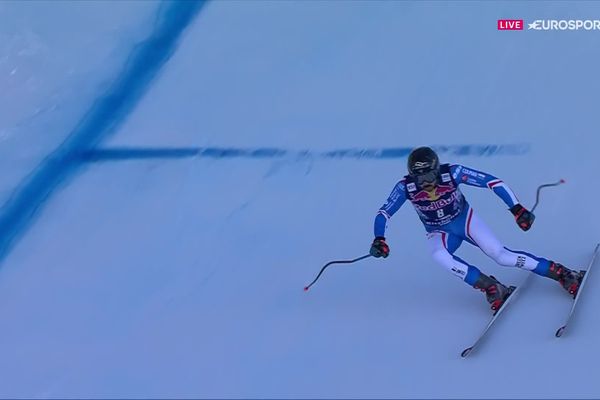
[78,143,530,162]
[0,1,206,263]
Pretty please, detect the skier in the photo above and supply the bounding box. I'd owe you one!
[370,146,584,312]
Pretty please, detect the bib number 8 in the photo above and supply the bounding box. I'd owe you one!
[437,209,445,218]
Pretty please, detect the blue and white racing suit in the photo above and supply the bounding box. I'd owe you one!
[374,164,551,286]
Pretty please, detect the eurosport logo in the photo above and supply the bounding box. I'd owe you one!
[498,19,600,31]
[529,20,600,30]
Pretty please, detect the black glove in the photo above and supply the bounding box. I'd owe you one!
[370,237,390,258]
[510,204,535,231]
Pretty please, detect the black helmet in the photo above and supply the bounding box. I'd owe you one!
[407,146,440,185]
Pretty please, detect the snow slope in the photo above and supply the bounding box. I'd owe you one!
[0,0,159,205]
[1,1,600,398]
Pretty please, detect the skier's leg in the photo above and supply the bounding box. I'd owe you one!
[427,231,477,283]
[464,207,548,273]
[427,230,510,311]
[464,208,584,295]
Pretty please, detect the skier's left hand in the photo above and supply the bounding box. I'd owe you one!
[510,204,535,231]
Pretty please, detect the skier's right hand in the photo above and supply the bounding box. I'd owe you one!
[370,237,390,258]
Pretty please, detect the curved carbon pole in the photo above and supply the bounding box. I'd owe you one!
[531,179,565,212]
[304,254,372,291]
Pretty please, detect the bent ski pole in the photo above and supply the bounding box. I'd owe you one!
[304,254,372,291]
[531,179,565,212]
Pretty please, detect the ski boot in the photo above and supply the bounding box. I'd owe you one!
[547,262,585,298]
[474,274,511,314]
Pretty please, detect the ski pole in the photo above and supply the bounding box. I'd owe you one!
[531,179,565,212]
[304,254,372,291]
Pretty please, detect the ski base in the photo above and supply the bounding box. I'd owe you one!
[461,282,523,358]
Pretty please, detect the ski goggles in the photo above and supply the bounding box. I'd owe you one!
[415,169,439,186]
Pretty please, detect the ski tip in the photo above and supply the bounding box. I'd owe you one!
[461,347,473,358]
[303,286,309,292]
[555,326,565,338]
[560,178,566,184]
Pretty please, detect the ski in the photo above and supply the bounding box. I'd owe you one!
[461,275,532,358]
[555,242,600,338]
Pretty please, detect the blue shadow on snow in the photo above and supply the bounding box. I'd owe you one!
[0,1,207,264]
[77,143,530,162]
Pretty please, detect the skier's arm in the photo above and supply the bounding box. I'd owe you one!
[450,164,519,209]
[370,181,407,258]
[374,181,407,238]
[451,164,535,230]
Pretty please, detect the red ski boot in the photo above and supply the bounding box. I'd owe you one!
[474,274,511,314]
[547,262,585,298]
